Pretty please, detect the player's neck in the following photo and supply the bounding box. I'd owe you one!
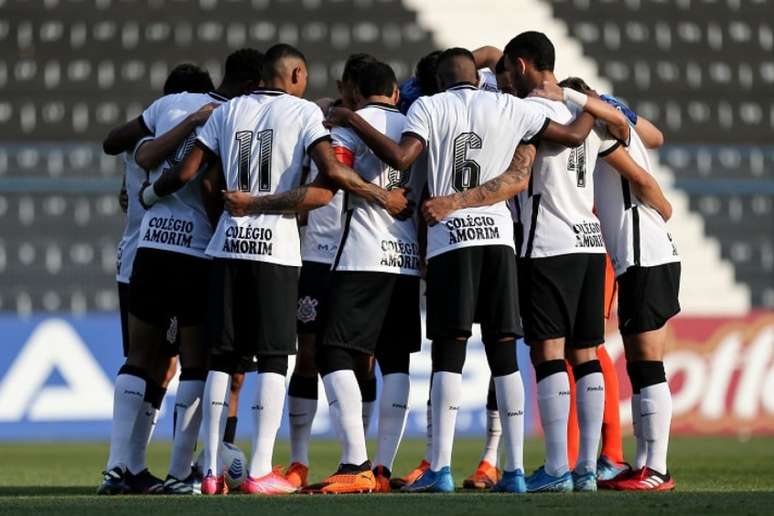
[360,95,395,109]
[213,82,242,100]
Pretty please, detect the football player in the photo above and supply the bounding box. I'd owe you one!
[155,44,410,495]
[103,63,214,495]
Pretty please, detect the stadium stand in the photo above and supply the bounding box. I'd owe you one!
[0,0,769,312]
[0,0,435,313]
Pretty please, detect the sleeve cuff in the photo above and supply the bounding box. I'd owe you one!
[307,135,333,154]
[523,117,551,145]
[195,139,218,158]
[598,140,622,158]
[402,131,427,149]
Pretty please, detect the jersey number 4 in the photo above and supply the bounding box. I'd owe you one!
[567,144,587,188]
[234,129,273,192]
[452,132,482,192]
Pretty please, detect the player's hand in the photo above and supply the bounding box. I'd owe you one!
[324,106,353,128]
[422,195,457,226]
[222,190,254,217]
[138,181,155,210]
[529,80,564,101]
[384,186,414,220]
[188,102,219,125]
[119,184,128,213]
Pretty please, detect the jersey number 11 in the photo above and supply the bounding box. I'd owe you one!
[234,129,274,192]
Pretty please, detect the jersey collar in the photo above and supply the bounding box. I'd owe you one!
[363,101,400,112]
[252,87,287,96]
[446,82,478,92]
[207,91,229,102]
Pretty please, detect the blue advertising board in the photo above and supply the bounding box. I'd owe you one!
[0,315,538,441]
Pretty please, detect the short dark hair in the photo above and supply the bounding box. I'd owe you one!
[163,63,214,95]
[494,55,506,75]
[357,62,397,98]
[415,50,442,95]
[504,31,555,71]
[558,76,593,93]
[341,53,378,84]
[223,48,264,84]
[436,47,476,86]
[261,43,306,81]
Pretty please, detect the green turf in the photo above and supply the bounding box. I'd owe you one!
[0,437,772,515]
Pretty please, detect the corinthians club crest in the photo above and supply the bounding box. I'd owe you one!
[297,296,319,323]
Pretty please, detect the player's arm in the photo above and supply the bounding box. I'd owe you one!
[315,140,413,218]
[472,45,503,71]
[635,116,664,149]
[200,160,225,227]
[540,113,596,148]
[102,117,150,155]
[603,146,672,221]
[119,175,128,214]
[138,143,211,208]
[422,143,536,225]
[135,103,218,170]
[325,107,424,171]
[223,175,337,217]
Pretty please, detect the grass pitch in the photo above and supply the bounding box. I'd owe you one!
[0,437,772,515]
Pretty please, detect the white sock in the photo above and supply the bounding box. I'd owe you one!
[640,382,672,475]
[493,373,524,472]
[574,370,605,475]
[288,396,318,466]
[168,379,204,479]
[424,398,432,462]
[375,373,410,470]
[202,371,231,475]
[362,401,375,436]
[107,373,146,471]
[249,372,287,478]
[480,409,502,466]
[127,401,157,473]
[430,371,462,471]
[536,370,570,477]
[632,393,647,469]
[323,370,368,466]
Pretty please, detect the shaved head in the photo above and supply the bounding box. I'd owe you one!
[262,43,307,82]
[436,47,478,90]
[261,43,309,97]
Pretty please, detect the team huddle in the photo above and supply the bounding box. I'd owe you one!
[99,30,681,497]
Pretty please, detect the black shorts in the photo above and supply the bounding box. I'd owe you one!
[297,260,333,336]
[518,253,605,348]
[426,245,521,340]
[617,262,681,336]
[118,281,130,358]
[208,258,299,360]
[320,272,421,356]
[129,248,210,329]
[235,354,259,373]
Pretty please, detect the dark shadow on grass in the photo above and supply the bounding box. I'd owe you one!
[0,486,95,497]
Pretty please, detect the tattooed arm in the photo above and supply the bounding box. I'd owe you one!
[421,143,536,225]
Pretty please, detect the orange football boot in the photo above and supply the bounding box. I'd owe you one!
[284,462,309,488]
[389,459,430,489]
[462,460,500,489]
[303,464,376,494]
[373,465,392,493]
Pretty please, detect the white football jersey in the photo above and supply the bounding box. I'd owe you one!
[301,161,343,265]
[594,127,680,276]
[478,68,499,92]
[116,142,148,283]
[136,91,227,259]
[515,97,619,258]
[403,84,549,259]
[332,103,421,275]
[199,88,330,267]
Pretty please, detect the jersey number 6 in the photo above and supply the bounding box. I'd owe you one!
[452,132,482,192]
[234,129,274,192]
